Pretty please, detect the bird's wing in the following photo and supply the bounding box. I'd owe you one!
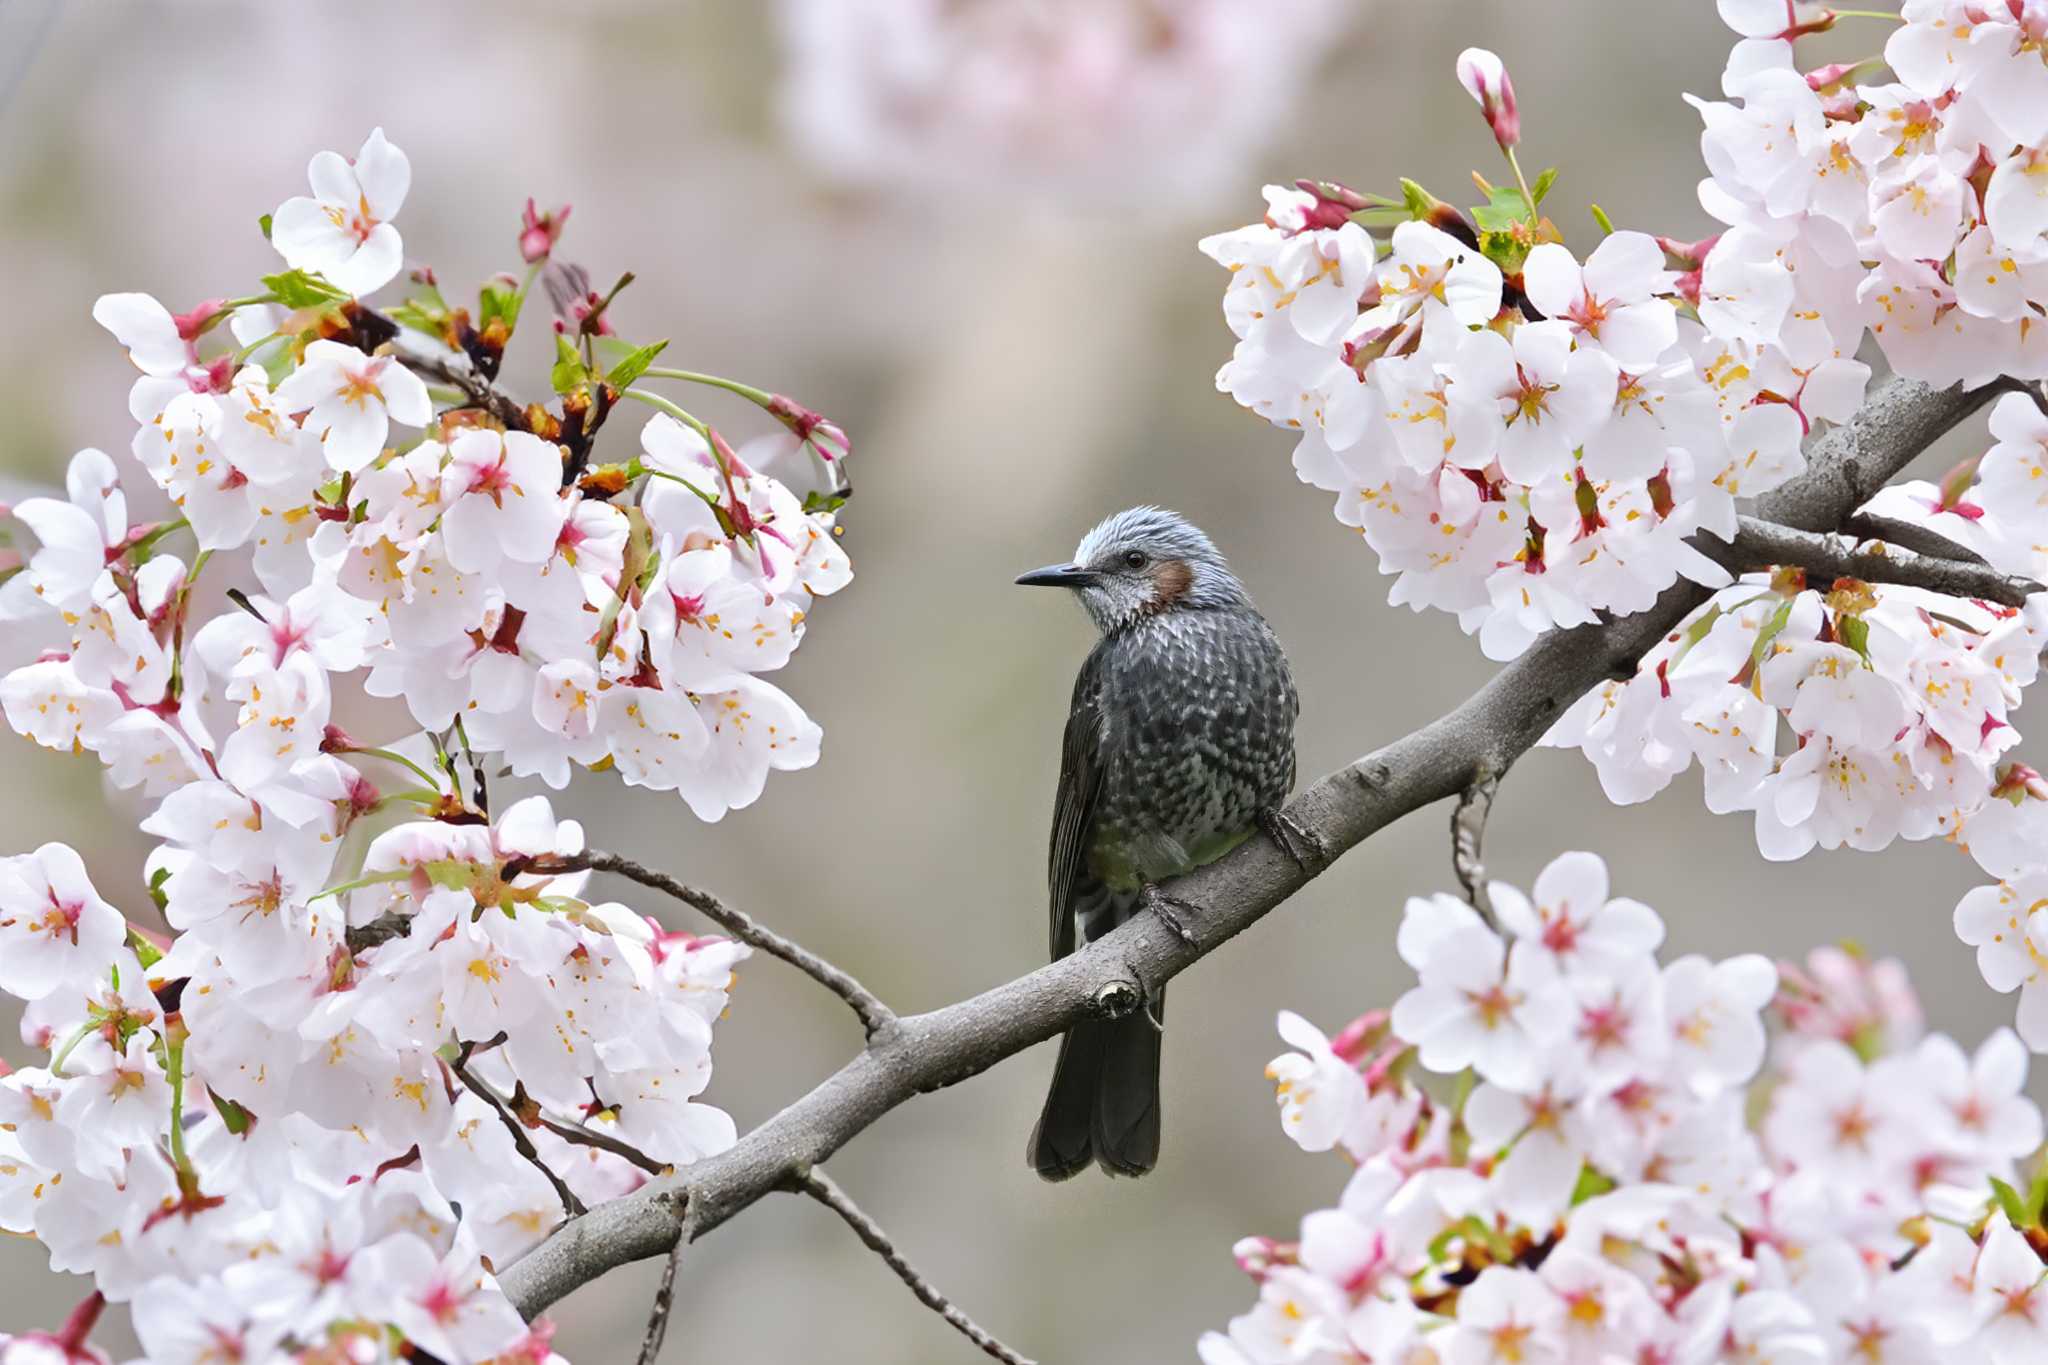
[1048,644,1109,961]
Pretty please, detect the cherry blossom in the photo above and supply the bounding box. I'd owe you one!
[273,338,433,473]
[269,127,411,297]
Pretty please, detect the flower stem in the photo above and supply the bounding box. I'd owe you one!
[641,366,774,408]
[164,1034,191,1171]
[1830,8,1901,20]
[345,745,445,791]
[1504,145,1539,222]
[50,1020,96,1077]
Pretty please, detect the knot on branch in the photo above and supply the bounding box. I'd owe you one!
[1092,979,1143,1020]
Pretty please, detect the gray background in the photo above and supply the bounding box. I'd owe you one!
[0,3,2020,1361]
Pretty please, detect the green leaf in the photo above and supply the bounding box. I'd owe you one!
[551,335,588,395]
[1569,1164,1616,1206]
[2026,1164,2048,1223]
[479,279,522,333]
[1472,185,1533,233]
[605,339,670,392]
[147,865,173,914]
[257,212,273,241]
[1748,597,1798,679]
[592,335,638,367]
[1398,178,1444,221]
[125,926,163,970]
[387,300,446,337]
[1992,1175,2030,1228]
[209,1088,253,1136]
[1590,203,1616,236]
[801,490,849,516]
[1838,612,1873,666]
[1531,167,1559,205]
[260,269,349,309]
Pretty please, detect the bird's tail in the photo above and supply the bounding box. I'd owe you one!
[1027,987,1164,1180]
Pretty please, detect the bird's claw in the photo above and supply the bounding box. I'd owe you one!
[1259,806,1328,876]
[1143,885,1203,948]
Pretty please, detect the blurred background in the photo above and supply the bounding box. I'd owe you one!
[0,2,2022,1360]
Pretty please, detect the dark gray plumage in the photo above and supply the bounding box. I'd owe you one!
[1015,507,1298,1179]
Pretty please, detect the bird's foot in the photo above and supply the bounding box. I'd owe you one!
[1259,806,1329,876]
[1143,884,1203,948]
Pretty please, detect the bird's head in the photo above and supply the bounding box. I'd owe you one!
[1016,506,1251,633]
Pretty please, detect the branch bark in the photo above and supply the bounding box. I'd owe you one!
[1703,514,2042,607]
[498,375,2000,1321]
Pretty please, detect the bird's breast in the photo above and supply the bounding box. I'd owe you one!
[1084,607,1297,889]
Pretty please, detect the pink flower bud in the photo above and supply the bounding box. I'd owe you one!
[1455,48,1519,150]
[519,198,572,264]
[170,298,226,342]
[768,394,852,462]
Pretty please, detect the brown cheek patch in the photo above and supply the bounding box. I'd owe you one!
[1151,558,1193,609]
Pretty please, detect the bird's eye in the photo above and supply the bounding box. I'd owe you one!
[1122,550,1148,569]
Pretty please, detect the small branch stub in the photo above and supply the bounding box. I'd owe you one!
[1093,979,1142,1019]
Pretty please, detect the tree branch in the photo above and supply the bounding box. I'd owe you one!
[1838,511,1995,568]
[396,347,531,432]
[789,1169,1036,1365]
[344,909,412,956]
[635,1232,685,1365]
[531,851,897,1040]
[531,1107,669,1178]
[1702,514,2042,607]
[498,375,1999,1320]
[452,1060,585,1219]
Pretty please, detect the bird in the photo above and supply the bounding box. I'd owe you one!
[1014,506,1298,1179]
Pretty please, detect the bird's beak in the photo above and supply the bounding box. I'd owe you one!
[1015,562,1101,589]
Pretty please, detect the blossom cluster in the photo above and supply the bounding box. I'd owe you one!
[1200,169,1861,664]
[1205,3,2048,664]
[1546,398,2048,859]
[1205,16,2048,977]
[0,128,851,1360]
[1203,851,2048,1365]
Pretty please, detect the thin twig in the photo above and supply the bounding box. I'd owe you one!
[344,909,412,955]
[396,348,531,431]
[534,851,897,1040]
[1837,512,1995,568]
[790,1170,1035,1365]
[636,1233,686,1365]
[1706,514,2043,607]
[532,1110,669,1177]
[452,1060,586,1219]
[1450,770,1501,927]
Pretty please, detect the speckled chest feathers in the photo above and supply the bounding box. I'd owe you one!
[1076,603,1297,896]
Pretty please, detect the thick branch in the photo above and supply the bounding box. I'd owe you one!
[790,1170,1035,1365]
[534,852,897,1040]
[499,375,1997,1319]
[1703,514,2042,607]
